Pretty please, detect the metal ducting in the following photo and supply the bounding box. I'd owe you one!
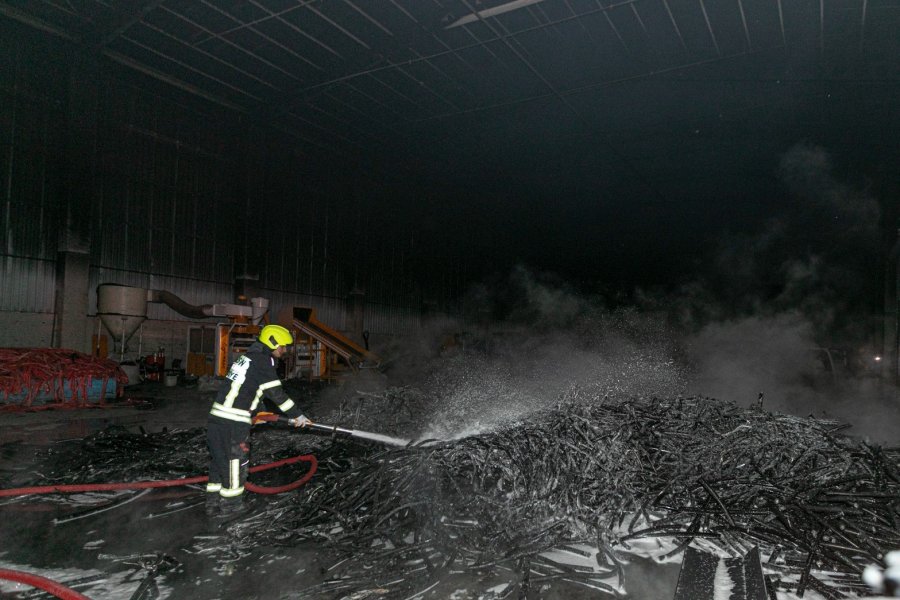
[97,284,270,341]
[146,289,213,319]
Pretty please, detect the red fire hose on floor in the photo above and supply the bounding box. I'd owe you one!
[0,453,317,498]
[0,568,92,600]
[0,454,317,598]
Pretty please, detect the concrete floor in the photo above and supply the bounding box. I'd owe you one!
[0,380,683,600]
[0,381,330,600]
[0,376,888,599]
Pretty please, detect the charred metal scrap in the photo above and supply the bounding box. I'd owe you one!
[220,396,898,598]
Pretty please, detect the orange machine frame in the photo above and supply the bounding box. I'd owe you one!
[215,322,262,377]
[288,306,380,381]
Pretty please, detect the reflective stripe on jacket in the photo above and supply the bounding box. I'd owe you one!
[209,341,300,424]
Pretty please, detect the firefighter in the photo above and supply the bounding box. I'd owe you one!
[206,324,311,516]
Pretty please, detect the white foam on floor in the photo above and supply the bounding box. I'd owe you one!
[0,559,173,599]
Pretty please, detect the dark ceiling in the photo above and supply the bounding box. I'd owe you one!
[2,0,899,287]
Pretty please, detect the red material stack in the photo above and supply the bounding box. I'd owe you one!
[0,348,129,409]
[143,348,165,382]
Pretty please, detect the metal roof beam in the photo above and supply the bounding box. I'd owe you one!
[193,1,315,46]
[776,0,786,46]
[460,0,671,207]
[447,0,546,29]
[271,3,465,124]
[104,50,244,111]
[660,0,688,52]
[343,0,394,37]
[630,3,649,38]
[594,0,631,53]
[698,0,721,57]
[391,62,460,111]
[245,0,344,59]
[94,0,167,47]
[366,72,424,111]
[820,0,825,54]
[197,1,323,73]
[305,2,370,50]
[860,0,867,52]
[736,0,751,50]
[119,34,263,101]
[0,2,77,40]
[0,1,250,111]
[412,46,784,125]
[161,5,304,83]
[298,0,652,96]
[140,20,283,90]
[388,0,495,101]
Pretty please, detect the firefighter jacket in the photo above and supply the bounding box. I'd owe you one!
[209,341,302,426]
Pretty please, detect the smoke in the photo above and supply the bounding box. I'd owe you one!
[693,143,881,339]
[779,143,881,236]
[420,266,687,439]
[684,311,815,401]
[412,143,896,444]
[681,311,819,412]
[667,143,895,443]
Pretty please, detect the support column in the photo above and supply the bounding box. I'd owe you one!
[53,48,99,352]
[53,250,91,352]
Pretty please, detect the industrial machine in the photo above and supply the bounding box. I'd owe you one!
[213,322,262,377]
[184,305,270,377]
[287,306,380,381]
[97,284,379,382]
[97,284,271,378]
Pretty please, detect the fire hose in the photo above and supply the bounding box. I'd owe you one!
[0,454,316,599]
[0,412,410,500]
[0,568,91,600]
[0,453,317,498]
[0,415,405,598]
[254,412,411,447]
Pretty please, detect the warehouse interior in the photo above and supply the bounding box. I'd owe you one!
[1,1,899,599]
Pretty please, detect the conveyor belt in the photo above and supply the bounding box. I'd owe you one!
[291,307,379,368]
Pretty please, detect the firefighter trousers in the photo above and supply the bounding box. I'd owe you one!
[206,417,250,499]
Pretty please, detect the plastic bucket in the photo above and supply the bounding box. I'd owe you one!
[164,372,179,387]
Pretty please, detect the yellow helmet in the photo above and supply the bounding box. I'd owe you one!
[259,324,293,350]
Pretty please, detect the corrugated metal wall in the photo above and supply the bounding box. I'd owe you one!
[0,26,65,313]
[1,20,466,343]
[92,74,240,285]
[0,256,56,312]
[365,301,421,336]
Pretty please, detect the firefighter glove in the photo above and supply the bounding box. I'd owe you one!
[290,415,312,428]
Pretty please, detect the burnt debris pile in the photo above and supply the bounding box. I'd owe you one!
[219,396,898,598]
[22,395,900,598]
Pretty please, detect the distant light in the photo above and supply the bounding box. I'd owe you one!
[446,0,546,29]
[874,355,882,362]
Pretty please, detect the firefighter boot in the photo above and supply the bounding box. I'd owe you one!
[205,493,221,517]
[219,496,250,520]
